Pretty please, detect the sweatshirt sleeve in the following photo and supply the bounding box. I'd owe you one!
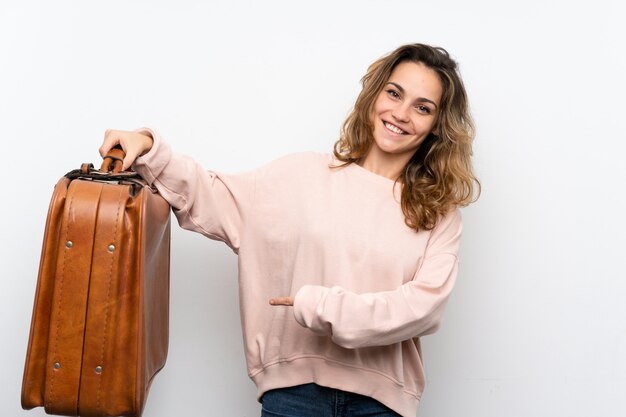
[132,128,255,253]
[293,209,462,349]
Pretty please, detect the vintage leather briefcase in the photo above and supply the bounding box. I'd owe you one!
[21,147,171,417]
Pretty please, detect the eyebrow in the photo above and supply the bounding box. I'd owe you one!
[387,82,439,109]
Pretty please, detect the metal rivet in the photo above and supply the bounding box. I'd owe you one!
[53,362,61,369]
[95,366,103,373]
[66,241,73,248]
[108,244,115,253]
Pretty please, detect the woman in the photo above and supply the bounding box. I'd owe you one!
[100,43,479,417]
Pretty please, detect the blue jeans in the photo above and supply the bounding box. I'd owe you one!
[260,383,401,417]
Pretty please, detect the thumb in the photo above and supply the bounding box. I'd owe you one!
[122,152,135,171]
[121,145,144,171]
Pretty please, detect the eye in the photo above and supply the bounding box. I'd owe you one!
[386,89,401,100]
[415,105,431,114]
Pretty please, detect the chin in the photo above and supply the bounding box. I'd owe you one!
[376,138,414,154]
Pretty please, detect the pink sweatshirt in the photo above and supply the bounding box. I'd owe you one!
[133,129,462,417]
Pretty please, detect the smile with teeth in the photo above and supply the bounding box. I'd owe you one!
[384,121,407,135]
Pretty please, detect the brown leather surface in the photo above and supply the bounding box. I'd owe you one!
[21,176,71,409]
[22,167,171,417]
[45,179,104,415]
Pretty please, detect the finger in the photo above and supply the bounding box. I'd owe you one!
[269,297,294,306]
[122,151,137,171]
[99,129,120,157]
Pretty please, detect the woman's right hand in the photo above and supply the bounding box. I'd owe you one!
[99,129,154,171]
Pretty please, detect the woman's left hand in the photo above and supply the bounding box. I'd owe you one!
[269,297,294,306]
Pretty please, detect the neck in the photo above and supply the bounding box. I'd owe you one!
[358,149,412,181]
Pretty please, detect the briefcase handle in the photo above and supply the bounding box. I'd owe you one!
[66,146,155,192]
[100,145,125,173]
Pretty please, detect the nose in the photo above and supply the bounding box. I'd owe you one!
[391,104,410,123]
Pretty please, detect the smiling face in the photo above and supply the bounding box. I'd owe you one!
[363,61,443,179]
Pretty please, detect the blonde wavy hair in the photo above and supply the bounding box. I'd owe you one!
[333,43,480,231]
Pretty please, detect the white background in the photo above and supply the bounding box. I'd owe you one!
[2,1,625,416]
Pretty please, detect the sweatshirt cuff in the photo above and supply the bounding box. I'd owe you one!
[132,127,172,185]
[293,285,330,335]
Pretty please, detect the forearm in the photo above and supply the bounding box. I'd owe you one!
[293,253,458,349]
[132,128,251,250]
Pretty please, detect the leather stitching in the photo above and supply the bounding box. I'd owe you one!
[95,186,124,411]
[46,190,75,409]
